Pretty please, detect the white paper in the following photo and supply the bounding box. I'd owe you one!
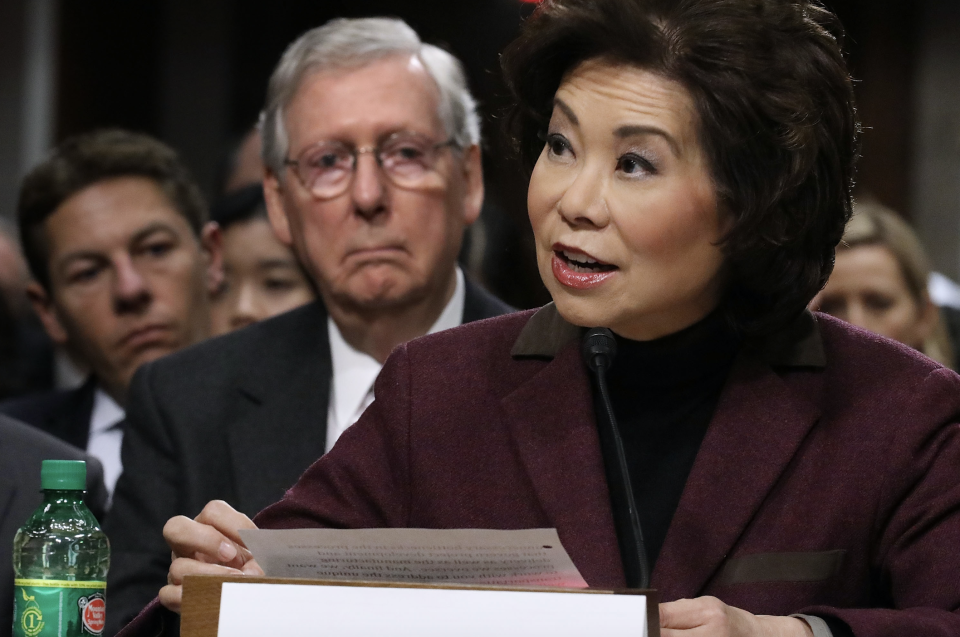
[238,528,589,588]
[217,582,648,637]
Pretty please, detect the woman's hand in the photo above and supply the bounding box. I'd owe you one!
[660,597,814,637]
[159,500,264,613]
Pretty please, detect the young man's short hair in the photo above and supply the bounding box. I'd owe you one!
[18,129,208,290]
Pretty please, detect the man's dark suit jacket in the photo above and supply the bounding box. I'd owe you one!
[0,378,97,450]
[121,304,960,637]
[105,282,513,634]
[1,415,108,637]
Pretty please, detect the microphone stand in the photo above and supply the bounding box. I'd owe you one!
[582,328,651,589]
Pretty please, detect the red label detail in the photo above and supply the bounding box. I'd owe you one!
[82,598,105,634]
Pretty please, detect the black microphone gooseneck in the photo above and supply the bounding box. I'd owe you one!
[581,328,651,589]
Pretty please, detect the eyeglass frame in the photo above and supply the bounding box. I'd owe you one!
[282,132,462,200]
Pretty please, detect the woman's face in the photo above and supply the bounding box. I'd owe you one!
[209,217,316,336]
[811,244,935,349]
[527,59,726,341]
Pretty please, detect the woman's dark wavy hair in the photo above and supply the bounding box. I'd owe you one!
[501,0,860,337]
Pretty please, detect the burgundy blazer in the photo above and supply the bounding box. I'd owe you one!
[120,305,960,636]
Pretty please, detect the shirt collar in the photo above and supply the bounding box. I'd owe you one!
[90,386,125,434]
[328,267,466,431]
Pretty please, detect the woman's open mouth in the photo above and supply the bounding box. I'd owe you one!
[556,249,617,273]
[551,247,618,289]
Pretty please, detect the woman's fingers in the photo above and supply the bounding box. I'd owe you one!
[167,556,245,586]
[160,501,261,615]
[659,597,813,636]
[159,557,244,614]
[660,597,730,635]
[163,500,258,570]
[194,500,258,545]
[158,583,182,614]
[241,558,265,576]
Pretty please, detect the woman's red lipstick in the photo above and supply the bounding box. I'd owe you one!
[551,246,617,289]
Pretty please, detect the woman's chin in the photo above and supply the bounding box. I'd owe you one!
[551,294,617,330]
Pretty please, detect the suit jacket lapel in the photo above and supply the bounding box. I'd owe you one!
[462,277,514,323]
[503,321,625,588]
[228,302,332,516]
[47,378,96,450]
[652,353,822,600]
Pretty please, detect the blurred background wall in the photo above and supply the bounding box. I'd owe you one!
[1,0,958,306]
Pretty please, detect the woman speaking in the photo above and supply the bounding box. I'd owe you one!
[140,0,960,636]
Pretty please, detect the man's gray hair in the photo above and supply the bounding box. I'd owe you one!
[260,17,481,176]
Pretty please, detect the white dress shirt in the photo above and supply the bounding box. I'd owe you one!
[325,268,466,452]
[86,387,125,504]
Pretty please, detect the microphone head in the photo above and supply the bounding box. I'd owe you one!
[581,327,617,372]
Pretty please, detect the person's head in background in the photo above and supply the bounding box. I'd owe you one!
[18,129,224,404]
[220,127,264,195]
[260,17,484,362]
[209,184,316,336]
[811,201,954,367]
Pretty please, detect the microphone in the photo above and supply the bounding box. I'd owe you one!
[581,327,651,589]
[581,327,617,373]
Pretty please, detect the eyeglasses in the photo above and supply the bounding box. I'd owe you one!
[283,132,460,200]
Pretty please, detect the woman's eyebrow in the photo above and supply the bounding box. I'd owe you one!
[553,98,579,126]
[614,124,681,158]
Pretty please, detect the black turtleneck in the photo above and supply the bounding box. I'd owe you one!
[587,313,855,637]
[589,311,741,572]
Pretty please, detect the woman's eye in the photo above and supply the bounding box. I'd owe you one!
[264,277,298,292]
[863,293,895,312]
[617,153,656,176]
[544,133,572,159]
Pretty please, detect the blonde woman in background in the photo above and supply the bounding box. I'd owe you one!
[811,201,955,368]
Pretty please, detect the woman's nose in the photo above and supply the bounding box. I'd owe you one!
[557,165,609,228]
[231,281,260,330]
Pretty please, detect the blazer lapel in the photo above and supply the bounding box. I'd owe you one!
[502,340,625,589]
[227,303,333,516]
[652,353,822,600]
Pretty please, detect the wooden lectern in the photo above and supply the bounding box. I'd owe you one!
[180,575,659,637]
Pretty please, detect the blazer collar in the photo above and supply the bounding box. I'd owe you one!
[500,340,626,589]
[512,303,826,369]
[508,304,826,597]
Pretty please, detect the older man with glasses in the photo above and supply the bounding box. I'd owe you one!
[104,17,513,635]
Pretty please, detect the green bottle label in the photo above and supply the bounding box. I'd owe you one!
[12,580,106,637]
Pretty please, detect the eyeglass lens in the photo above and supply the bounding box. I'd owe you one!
[293,133,449,198]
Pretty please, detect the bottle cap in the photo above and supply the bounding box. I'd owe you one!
[41,460,86,490]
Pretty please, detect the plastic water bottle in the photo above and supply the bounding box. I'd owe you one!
[12,460,110,637]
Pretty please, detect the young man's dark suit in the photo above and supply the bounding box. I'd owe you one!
[104,281,513,635]
[0,378,97,451]
[0,415,108,636]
